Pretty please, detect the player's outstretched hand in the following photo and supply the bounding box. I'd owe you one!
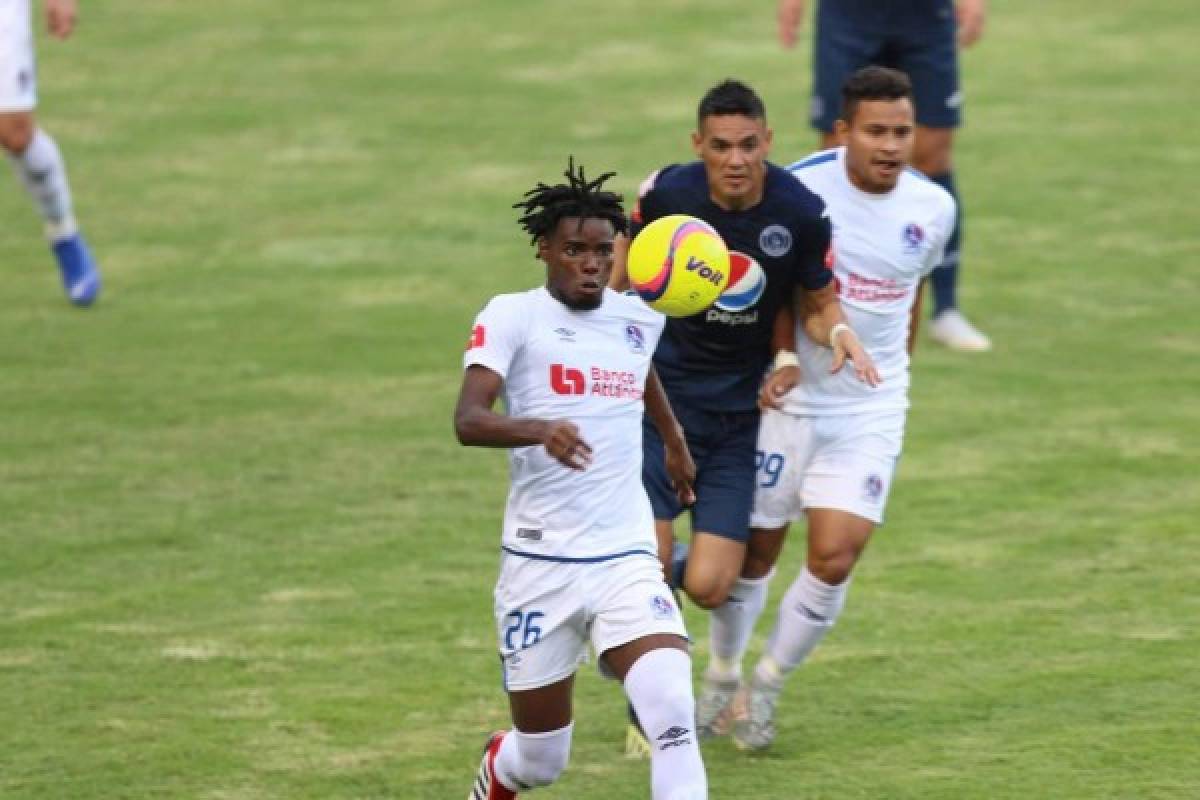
[46,0,78,39]
[831,328,883,387]
[664,439,697,507]
[759,365,800,411]
[541,421,593,471]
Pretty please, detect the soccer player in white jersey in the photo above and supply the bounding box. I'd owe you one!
[696,66,956,750]
[1,0,100,305]
[455,159,708,800]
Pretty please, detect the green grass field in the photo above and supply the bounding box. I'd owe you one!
[2,1,1198,797]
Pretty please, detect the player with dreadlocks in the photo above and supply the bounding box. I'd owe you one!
[456,158,709,800]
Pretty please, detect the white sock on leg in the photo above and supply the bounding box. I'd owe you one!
[492,723,573,791]
[707,570,773,680]
[8,128,77,241]
[755,567,849,687]
[625,648,708,800]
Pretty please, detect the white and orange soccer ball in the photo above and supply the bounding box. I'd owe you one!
[626,214,731,317]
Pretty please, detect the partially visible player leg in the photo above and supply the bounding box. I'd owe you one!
[917,127,989,350]
[472,678,575,799]
[1,111,101,306]
[605,634,708,800]
[899,20,989,350]
[735,508,871,750]
[696,408,807,737]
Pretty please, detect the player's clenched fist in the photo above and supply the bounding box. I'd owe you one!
[540,420,593,471]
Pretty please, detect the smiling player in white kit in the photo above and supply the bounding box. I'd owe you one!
[455,159,708,799]
[695,66,956,751]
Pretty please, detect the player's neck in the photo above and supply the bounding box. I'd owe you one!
[710,185,765,212]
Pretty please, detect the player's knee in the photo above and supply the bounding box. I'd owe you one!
[808,551,857,586]
[913,127,954,175]
[0,114,35,154]
[685,579,730,610]
[511,726,571,788]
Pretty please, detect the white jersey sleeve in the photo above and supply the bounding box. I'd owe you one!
[463,294,527,379]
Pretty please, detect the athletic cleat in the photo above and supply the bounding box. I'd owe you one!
[695,675,740,739]
[51,233,101,307]
[624,722,652,759]
[624,703,651,759]
[732,679,782,752]
[470,731,516,800]
[929,309,991,352]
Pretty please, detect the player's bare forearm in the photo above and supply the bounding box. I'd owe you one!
[772,300,798,355]
[607,233,631,291]
[454,365,592,468]
[645,368,696,504]
[797,282,845,345]
[908,279,926,356]
[798,283,882,386]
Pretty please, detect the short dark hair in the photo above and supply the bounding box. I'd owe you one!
[513,157,627,246]
[840,66,913,123]
[697,79,766,127]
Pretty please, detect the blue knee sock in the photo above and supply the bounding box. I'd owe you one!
[929,171,961,317]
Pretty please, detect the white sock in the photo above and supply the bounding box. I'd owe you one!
[755,567,849,687]
[492,723,573,791]
[625,648,708,800]
[7,128,77,241]
[707,570,773,681]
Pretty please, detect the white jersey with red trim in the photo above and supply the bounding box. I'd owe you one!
[464,287,666,561]
[783,147,956,414]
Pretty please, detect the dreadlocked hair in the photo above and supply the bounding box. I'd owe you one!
[513,157,627,246]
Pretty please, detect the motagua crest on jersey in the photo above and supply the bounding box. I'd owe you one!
[758,224,793,258]
[713,251,767,312]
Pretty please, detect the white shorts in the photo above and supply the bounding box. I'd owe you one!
[493,552,688,691]
[751,409,906,528]
[0,0,37,112]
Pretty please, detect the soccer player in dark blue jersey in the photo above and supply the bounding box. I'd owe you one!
[611,79,879,751]
[777,0,991,351]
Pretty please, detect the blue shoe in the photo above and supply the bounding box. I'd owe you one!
[52,233,101,307]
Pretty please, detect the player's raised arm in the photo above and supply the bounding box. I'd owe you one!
[453,365,592,471]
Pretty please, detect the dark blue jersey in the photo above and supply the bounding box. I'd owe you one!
[631,161,833,412]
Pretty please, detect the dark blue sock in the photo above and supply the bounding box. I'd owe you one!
[929,171,961,317]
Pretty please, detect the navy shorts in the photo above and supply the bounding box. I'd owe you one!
[643,403,760,543]
[811,0,962,132]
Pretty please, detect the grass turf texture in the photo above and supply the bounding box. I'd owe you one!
[2,0,1198,797]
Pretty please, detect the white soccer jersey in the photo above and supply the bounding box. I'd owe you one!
[0,0,36,113]
[783,147,956,414]
[464,287,666,561]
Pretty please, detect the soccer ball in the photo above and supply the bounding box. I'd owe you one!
[626,214,731,317]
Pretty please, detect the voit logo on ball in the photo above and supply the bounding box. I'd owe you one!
[707,251,766,325]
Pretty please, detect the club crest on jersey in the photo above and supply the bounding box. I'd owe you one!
[625,324,646,354]
[650,595,675,620]
[902,223,925,254]
[759,224,793,258]
[863,473,884,503]
[710,251,767,321]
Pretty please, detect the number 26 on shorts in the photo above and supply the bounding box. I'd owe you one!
[503,610,544,651]
[755,450,785,488]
